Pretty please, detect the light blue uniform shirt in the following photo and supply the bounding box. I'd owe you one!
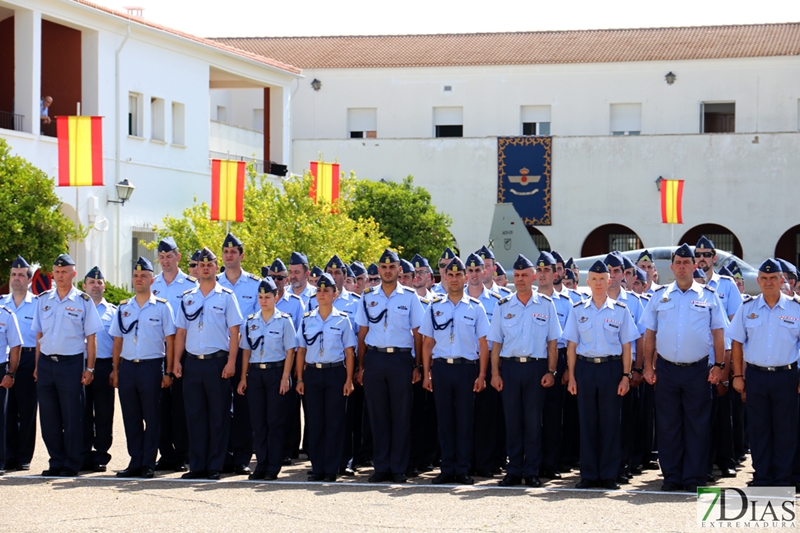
[240,310,297,363]
[152,270,197,321]
[727,293,800,367]
[419,294,489,360]
[1,292,38,348]
[473,287,502,349]
[355,284,424,350]
[297,307,357,364]
[307,289,362,334]
[562,297,640,357]
[707,273,743,319]
[490,282,513,296]
[277,291,305,332]
[289,284,317,308]
[109,295,176,360]
[538,289,572,349]
[217,270,260,324]
[488,292,562,359]
[430,282,446,295]
[32,287,103,356]
[561,287,586,305]
[640,282,726,364]
[0,306,23,364]
[176,284,242,355]
[614,290,644,359]
[93,300,117,360]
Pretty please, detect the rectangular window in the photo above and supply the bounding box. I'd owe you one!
[216,105,227,123]
[434,106,463,138]
[131,228,161,275]
[521,105,551,136]
[172,102,185,145]
[702,102,735,133]
[150,97,165,141]
[609,233,642,252]
[348,108,377,139]
[610,103,642,135]
[253,108,264,132]
[128,92,143,137]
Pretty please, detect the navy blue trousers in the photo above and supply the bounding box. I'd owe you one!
[363,349,413,475]
[432,362,476,475]
[501,358,547,478]
[119,358,162,469]
[83,358,115,467]
[746,366,798,486]
[0,362,7,466]
[227,348,253,467]
[655,358,712,486]
[575,358,623,481]
[159,352,189,466]
[542,349,568,471]
[247,365,290,476]
[37,354,84,472]
[304,364,347,476]
[473,366,500,472]
[6,348,37,466]
[183,354,231,473]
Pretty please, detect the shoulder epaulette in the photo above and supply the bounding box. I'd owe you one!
[303,311,311,317]
[640,294,651,301]
[247,313,256,320]
[469,296,481,304]
[420,298,430,305]
[351,293,362,299]
[539,294,552,302]
[0,305,11,314]
[80,292,90,301]
[280,312,290,318]
[626,290,641,300]
[498,295,513,305]
[155,297,167,304]
[364,287,374,294]
[183,288,194,295]
[743,294,754,303]
[221,287,234,294]
[118,299,129,305]
[499,286,512,293]
[615,301,627,308]
[719,274,735,281]
[108,303,118,309]
[653,286,667,293]
[490,291,502,299]
[792,295,800,305]
[186,275,198,283]
[703,286,716,293]
[309,288,317,295]
[572,300,583,307]
[430,295,444,304]
[289,293,301,300]
[247,273,260,281]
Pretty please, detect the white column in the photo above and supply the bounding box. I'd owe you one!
[14,8,41,135]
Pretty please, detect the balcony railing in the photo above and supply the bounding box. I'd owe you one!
[209,151,265,174]
[41,121,57,138]
[0,111,24,132]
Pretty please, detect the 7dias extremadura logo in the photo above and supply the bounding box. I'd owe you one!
[697,487,796,528]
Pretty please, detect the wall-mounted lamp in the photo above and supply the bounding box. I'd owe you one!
[311,79,322,91]
[655,176,664,192]
[107,178,135,206]
[665,71,676,85]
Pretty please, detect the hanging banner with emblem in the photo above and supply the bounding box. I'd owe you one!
[497,137,551,225]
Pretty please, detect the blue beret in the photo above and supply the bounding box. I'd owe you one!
[345,264,355,278]
[11,255,30,269]
[86,265,104,279]
[603,253,623,268]
[588,260,609,274]
[693,268,706,280]
[223,233,243,249]
[620,254,636,271]
[367,263,379,276]
[535,252,556,267]
[695,236,715,250]
[316,272,336,289]
[636,250,654,263]
[310,266,323,278]
[411,254,429,269]
[399,259,414,274]
[634,267,647,282]
[197,247,217,263]
[726,260,743,279]
[494,262,506,277]
[563,268,576,281]
[565,257,577,270]
[326,254,346,270]
[477,245,494,261]
[550,250,564,264]
[440,247,456,261]
[258,277,278,293]
[190,249,201,262]
[54,253,75,267]
[465,253,484,268]
[289,251,308,266]
[379,249,400,264]
[261,266,270,278]
[445,257,465,273]
[270,258,287,273]
[134,257,153,272]
[158,237,178,253]
[513,254,534,270]
[674,243,695,258]
[759,258,782,274]
[718,265,734,278]
[350,261,367,277]
[776,259,798,277]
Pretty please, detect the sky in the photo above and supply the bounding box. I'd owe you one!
[92,0,800,38]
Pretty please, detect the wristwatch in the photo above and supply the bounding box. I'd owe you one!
[167,372,176,379]
[632,368,643,374]
[86,367,95,374]
[5,371,15,379]
[622,372,633,379]
[712,362,725,370]
[546,370,557,377]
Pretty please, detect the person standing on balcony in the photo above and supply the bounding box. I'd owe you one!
[40,97,53,125]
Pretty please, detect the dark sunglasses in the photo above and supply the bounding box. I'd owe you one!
[696,252,714,258]
[271,275,287,281]
[368,276,380,282]
[188,263,197,268]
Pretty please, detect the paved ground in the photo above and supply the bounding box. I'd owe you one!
[0,397,756,532]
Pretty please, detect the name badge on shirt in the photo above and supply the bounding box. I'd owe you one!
[604,319,620,329]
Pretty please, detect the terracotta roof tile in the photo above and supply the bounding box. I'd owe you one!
[212,23,800,69]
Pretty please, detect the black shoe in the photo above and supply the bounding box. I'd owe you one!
[684,483,699,493]
[499,474,522,487]
[42,468,60,476]
[264,473,278,481]
[339,467,355,477]
[221,464,235,474]
[557,463,572,473]
[19,463,31,471]
[181,470,207,479]
[661,482,683,492]
[707,473,717,483]
[525,476,542,488]
[418,463,434,473]
[455,473,475,485]
[92,464,107,473]
[391,473,407,483]
[282,457,293,466]
[249,471,267,480]
[405,468,419,478]
[116,467,140,478]
[308,473,325,482]
[718,467,737,478]
[234,464,252,475]
[175,463,188,472]
[601,479,620,490]
[474,469,494,478]
[431,473,455,484]
[540,468,561,479]
[617,474,630,484]
[207,471,221,480]
[368,472,392,483]
[4,461,17,471]
[631,465,643,475]
[0,469,5,476]
[140,467,155,479]
[154,460,175,471]
[59,468,79,477]
[575,479,597,489]
[323,474,337,482]
[643,461,659,471]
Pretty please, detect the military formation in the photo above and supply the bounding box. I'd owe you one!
[2,234,800,493]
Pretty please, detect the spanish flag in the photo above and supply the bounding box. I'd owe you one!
[57,116,104,186]
[211,159,245,222]
[309,161,340,205]
[660,179,684,224]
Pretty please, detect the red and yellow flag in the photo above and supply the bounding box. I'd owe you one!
[211,159,245,222]
[57,116,104,186]
[660,179,684,224]
[309,161,340,205]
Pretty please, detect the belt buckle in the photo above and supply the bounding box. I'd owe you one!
[767,366,776,372]
[258,363,266,370]
[592,357,602,364]
[446,358,454,364]
[386,347,395,353]
[50,356,59,362]
[315,363,323,369]
[519,357,528,363]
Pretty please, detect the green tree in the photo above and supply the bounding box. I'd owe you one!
[151,168,391,272]
[349,176,454,261]
[0,138,85,282]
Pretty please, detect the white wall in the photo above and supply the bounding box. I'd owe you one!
[293,132,800,266]
[209,120,263,159]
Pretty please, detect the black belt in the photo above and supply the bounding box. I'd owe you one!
[749,362,797,373]
[659,355,708,368]
[251,361,285,370]
[122,358,161,364]
[305,361,344,369]
[577,354,622,364]
[435,357,477,365]
[367,345,412,354]
[188,350,228,360]
[40,353,82,362]
[21,347,36,354]
[504,356,544,363]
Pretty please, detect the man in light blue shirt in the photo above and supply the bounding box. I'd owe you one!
[287,252,317,306]
[0,295,22,474]
[430,247,457,295]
